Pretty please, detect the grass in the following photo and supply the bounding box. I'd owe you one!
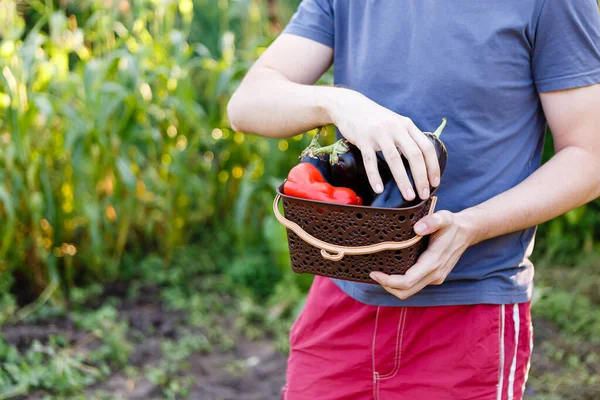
[526,258,600,400]
[532,258,600,345]
[0,232,299,399]
[0,305,131,398]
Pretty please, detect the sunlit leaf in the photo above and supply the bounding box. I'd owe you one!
[116,157,136,189]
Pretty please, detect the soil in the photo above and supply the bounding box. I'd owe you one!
[2,286,598,400]
[2,284,287,400]
[77,336,287,400]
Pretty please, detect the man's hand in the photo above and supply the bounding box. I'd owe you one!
[369,209,479,300]
[329,90,440,201]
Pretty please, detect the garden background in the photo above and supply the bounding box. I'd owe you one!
[0,1,598,399]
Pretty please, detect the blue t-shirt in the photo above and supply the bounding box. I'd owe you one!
[283,0,600,306]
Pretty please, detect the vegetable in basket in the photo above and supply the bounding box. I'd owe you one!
[283,162,363,205]
[284,128,363,205]
[304,140,391,205]
[370,118,448,208]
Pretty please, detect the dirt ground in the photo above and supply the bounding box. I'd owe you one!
[76,336,287,400]
[2,285,287,400]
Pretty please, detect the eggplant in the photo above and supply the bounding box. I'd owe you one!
[424,122,448,175]
[305,136,392,205]
[370,156,417,208]
[328,143,391,205]
[370,118,449,208]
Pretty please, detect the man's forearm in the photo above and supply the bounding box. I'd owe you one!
[228,67,340,138]
[460,146,600,245]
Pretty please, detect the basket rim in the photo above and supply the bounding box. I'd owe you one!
[276,181,435,212]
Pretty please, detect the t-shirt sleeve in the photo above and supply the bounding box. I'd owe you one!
[532,0,600,93]
[281,0,334,48]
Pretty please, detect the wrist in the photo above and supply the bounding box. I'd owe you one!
[455,206,490,246]
[315,85,353,127]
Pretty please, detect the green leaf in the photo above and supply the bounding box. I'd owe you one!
[565,204,587,226]
[116,157,136,189]
[32,94,53,117]
[0,185,15,220]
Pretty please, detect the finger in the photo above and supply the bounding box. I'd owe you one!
[409,126,441,188]
[378,139,415,201]
[370,230,452,289]
[379,263,449,299]
[380,276,431,300]
[370,252,439,290]
[414,210,453,236]
[429,269,448,285]
[394,129,429,200]
[359,144,384,194]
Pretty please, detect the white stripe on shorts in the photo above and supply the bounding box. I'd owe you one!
[507,304,520,400]
[496,304,505,400]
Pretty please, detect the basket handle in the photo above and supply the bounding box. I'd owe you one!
[273,194,438,261]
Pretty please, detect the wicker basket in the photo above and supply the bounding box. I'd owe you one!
[273,184,437,284]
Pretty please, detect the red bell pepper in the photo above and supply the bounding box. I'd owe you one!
[283,162,363,205]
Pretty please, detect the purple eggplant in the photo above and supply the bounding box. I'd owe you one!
[305,136,392,205]
[327,142,391,205]
[370,157,418,208]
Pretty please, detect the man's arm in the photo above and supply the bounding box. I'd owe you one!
[370,83,600,298]
[227,34,441,201]
[227,34,335,138]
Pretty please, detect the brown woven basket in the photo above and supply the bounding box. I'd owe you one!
[273,184,437,284]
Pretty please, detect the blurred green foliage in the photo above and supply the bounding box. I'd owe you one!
[0,0,312,302]
[1,0,213,293]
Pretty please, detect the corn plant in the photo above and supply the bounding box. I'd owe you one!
[0,0,313,299]
[0,0,215,293]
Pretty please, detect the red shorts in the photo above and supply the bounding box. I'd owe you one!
[282,276,533,400]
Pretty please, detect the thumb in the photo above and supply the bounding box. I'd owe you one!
[414,210,452,235]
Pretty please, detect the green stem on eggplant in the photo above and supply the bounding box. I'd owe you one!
[432,118,447,139]
[312,139,350,164]
[299,128,325,159]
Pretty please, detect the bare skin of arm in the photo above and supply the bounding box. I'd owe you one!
[228,34,441,201]
[370,83,600,300]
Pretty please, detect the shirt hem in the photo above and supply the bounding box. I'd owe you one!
[282,25,334,49]
[535,69,600,92]
[333,279,533,307]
